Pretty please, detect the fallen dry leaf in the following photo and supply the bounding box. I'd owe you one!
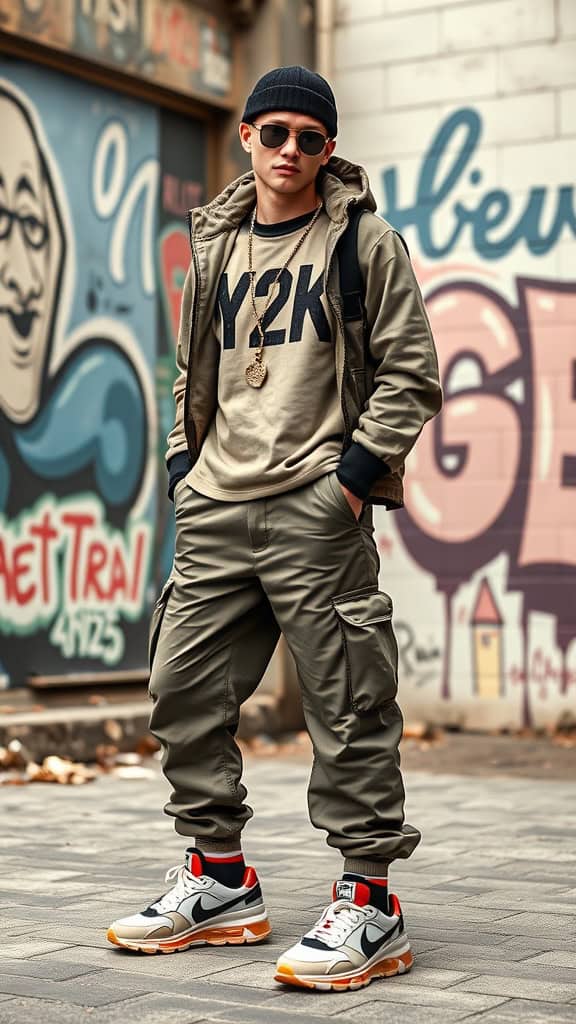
[19,755,97,785]
[403,723,427,739]
[104,719,123,742]
[553,735,576,748]
[0,740,30,770]
[403,723,442,742]
[135,735,160,757]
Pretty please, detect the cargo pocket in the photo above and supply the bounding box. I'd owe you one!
[148,577,174,672]
[333,588,398,714]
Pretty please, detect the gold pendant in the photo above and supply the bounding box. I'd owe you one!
[245,359,267,388]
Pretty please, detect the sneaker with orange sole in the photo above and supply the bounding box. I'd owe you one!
[107,848,271,954]
[275,880,412,991]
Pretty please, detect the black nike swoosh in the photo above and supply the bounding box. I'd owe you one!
[191,889,252,924]
[360,919,401,959]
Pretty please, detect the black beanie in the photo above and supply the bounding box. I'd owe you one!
[242,66,337,139]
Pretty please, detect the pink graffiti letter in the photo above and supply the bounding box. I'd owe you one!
[404,286,521,542]
[519,282,576,567]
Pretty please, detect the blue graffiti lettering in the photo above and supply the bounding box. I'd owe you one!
[381,108,576,261]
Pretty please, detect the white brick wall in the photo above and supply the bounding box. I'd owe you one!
[335,0,385,22]
[560,87,576,135]
[439,93,556,145]
[559,0,576,38]
[334,10,440,69]
[329,0,576,730]
[498,40,576,93]
[336,105,442,160]
[332,66,386,115]
[441,0,555,51]
[498,137,576,188]
[389,51,498,106]
[386,0,476,10]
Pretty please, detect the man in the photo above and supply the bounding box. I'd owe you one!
[108,66,442,992]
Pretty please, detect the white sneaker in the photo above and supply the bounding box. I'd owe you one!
[107,848,271,954]
[275,878,412,991]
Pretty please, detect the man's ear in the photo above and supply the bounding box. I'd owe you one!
[321,138,336,166]
[239,122,252,154]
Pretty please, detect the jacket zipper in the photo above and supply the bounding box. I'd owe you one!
[325,205,356,455]
[327,277,352,453]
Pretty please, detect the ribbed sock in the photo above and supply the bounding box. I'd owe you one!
[193,839,246,887]
[343,858,389,879]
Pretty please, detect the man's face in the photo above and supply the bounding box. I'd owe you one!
[239,110,335,197]
[0,97,51,422]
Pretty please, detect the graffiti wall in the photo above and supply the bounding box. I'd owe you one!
[378,105,576,731]
[0,0,233,103]
[335,1,576,728]
[0,57,204,686]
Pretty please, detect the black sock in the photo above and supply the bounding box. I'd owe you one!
[186,847,246,888]
[341,871,390,914]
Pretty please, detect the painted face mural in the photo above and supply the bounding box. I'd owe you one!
[0,90,63,423]
[0,67,204,687]
[375,107,576,729]
[0,75,153,687]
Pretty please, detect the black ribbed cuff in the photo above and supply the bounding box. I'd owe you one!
[336,442,390,501]
[167,452,192,501]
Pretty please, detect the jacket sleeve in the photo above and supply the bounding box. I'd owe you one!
[336,228,442,500]
[165,265,194,498]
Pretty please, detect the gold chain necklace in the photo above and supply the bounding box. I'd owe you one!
[245,201,324,388]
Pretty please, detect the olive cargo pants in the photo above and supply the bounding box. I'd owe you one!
[148,470,421,863]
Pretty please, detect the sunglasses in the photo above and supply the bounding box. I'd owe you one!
[251,122,329,156]
[0,206,49,250]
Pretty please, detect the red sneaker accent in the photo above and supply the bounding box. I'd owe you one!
[189,853,203,876]
[353,882,372,906]
[242,865,258,887]
[389,893,402,916]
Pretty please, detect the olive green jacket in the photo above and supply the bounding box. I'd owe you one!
[166,155,442,509]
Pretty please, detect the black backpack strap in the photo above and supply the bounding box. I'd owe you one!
[337,208,410,325]
[338,206,365,323]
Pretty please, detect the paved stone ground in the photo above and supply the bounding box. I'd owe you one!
[1,757,576,1024]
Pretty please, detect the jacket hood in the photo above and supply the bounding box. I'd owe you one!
[190,155,377,238]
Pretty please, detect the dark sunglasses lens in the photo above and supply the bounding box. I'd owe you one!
[260,124,290,148]
[298,131,326,155]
